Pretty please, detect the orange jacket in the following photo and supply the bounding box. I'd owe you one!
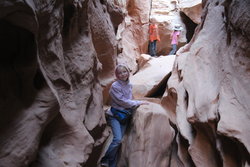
[149,24,160,42]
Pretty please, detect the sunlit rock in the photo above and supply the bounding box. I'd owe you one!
[179,0,202,24]
[130,55,175,98]
[150,0,187,55]
[90,0,123,82]
[116,0,151,73]
[137,54,152,69]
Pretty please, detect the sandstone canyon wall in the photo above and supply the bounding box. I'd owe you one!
[163,0,250,166]
[116,0,151,73]
[0,0,122,166]
[0,0,249,167]
[116,0,202,73]
[150,0,201,56]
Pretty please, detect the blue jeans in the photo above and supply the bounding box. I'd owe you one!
[169,44,177,55]
[101,116,127,167]
[149,40,157,57]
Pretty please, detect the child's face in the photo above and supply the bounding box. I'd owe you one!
[116,67,129,81]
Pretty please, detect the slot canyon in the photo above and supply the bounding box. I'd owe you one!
[0,0,249,167]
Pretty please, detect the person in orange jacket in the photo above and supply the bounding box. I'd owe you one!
[149,22,160,57]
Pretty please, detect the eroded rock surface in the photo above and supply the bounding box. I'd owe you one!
[0,0,120,166]
[163,0,250,166]
[118,103,175,167]
[1,0,249,167]
[131,55,175,98]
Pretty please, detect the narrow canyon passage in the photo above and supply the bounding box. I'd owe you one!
[0,0,249,167]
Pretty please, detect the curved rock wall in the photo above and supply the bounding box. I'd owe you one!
[116,0,151,73]
[0,0,122,166]
[164,0,250,166]
[1,0,249,167]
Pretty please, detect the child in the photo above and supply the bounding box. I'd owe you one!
[168,24,182,55]
[100,64,148,167]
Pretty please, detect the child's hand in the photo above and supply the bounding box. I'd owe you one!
[140,101,149,105]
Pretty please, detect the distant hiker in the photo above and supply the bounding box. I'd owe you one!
[149,22,160,57]
[168,24,182,55]
[100,64,148,167]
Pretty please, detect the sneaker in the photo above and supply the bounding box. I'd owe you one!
[100,161,109,167]
[100,159,109,167]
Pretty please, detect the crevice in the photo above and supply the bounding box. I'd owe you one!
[193,122,223,167]
[100,0,105,5]
[178,133,196,167]
[177,64,183,82]
[184,90,189,110]
[180,11,198,43]
[218,135,246,166]
[0,19,37,107]
[85,123,108,167]
[63,3,75,36]
[168,121,180,167]
[222,0,233,45]
[145,72,172,98]
[33,69,47,90]
[168,121,196,167]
